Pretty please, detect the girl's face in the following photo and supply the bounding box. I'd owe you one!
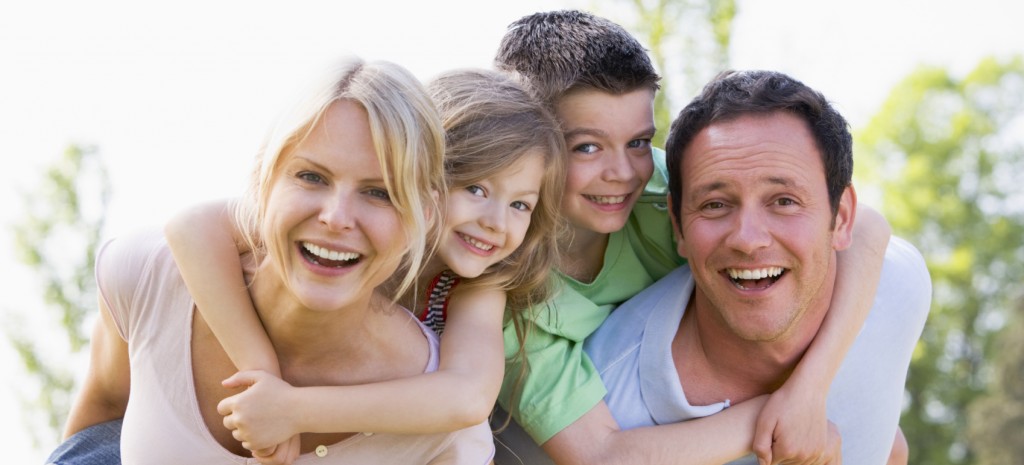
[438,150,546,279]
[263,99,407,312]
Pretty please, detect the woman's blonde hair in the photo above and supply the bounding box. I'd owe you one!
[237,57,445,297]
[427,68,565,314]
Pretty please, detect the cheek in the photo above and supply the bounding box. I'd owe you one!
[509,217,532,250]
[635,156,655,184]
[564,160,593,194]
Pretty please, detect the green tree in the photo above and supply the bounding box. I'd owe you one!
[601,0,736,148]
[7,144,110,447]
[965,306,1024,465]
[855,56,1024,465]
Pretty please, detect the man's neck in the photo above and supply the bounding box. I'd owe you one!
[673,290,829,406]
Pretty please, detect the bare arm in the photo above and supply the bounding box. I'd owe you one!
[63,298,131,439]
[165,200,279,376]
[219,286,506,449]
[753,203,891,462]
[542,397,769,465]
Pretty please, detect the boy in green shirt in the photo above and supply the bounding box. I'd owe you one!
[494,10,893,465]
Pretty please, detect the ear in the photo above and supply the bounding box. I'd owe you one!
[667,195,688,259]
[831,185,857,251]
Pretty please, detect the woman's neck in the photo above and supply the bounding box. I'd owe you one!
[247,265,379,364]
[558,227,610,283]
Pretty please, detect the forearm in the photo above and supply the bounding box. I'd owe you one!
[64,389,126,440]
[64,299,130,439]
[165,200,279,374]
[294,370,497,434]
[544,397,768,465]
[797,204,890,385]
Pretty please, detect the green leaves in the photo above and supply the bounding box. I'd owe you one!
[6,144,110,447]
[856,55,1024,465]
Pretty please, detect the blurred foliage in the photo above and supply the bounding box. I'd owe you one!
[856,56,1024,464]
[966,306,1024,465]
[7,145,110,446]
[601,0,735,148]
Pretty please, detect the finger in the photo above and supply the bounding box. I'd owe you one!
[752,420,776,465]
[223,371,257,389]
[253,445,278,458]
[217,396,235,416]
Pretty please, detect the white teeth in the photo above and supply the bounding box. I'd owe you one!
[727,267,784,280]
[459,233,494,251]
[585,194,627,205]
[303,242,359,261]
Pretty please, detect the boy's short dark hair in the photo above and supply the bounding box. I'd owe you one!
[665,70,854,221]
[494,10,660,106]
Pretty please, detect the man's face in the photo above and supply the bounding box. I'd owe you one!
[555,88,656,235]
[673,111,854,342]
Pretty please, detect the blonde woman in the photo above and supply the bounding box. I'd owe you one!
[58,58,494,464]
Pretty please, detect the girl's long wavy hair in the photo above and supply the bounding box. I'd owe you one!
[428,68,567,432]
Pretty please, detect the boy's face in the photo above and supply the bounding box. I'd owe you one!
[555,88,656,235]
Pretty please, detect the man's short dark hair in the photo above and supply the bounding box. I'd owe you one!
[665,70,853,221]
[494,10,660,106]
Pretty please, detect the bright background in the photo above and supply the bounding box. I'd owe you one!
[2,0,1021,462]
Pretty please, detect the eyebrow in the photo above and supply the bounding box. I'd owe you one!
[291,155,334,176]
[691,176,799,197]
[562,126,657,140]
[291,155,385,184]
[562,127,608,139]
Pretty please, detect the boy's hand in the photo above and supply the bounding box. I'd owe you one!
[753,382,834,465]
[218,370,300,459]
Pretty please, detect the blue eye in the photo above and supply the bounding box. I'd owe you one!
[366,187,392,201]
[573,143,599,154]
[511,200,532,212]
[466,185,486,197]
[298,171,325,184]
[628,139,652,149]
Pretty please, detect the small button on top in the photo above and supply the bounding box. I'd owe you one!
[315,445,328,457]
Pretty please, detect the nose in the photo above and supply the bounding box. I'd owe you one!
[319,191,356,232]
[479,202,507,233]
[601,149,638,183]
[724,206,772,255]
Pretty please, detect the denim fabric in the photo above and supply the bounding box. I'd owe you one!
[46,418,122,465]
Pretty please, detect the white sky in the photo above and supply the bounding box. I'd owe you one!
[1,0,1021,461]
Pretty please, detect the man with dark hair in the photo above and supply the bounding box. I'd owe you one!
[585,70,930,464]
[492,10,901,465]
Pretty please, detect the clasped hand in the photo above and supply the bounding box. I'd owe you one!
[218,370,302,465]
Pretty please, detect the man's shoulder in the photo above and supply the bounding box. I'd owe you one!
[881,236,931,297]
[876,236,932,324]
[585,266,692,358]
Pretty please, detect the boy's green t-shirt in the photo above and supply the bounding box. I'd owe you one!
[498,148,685,444]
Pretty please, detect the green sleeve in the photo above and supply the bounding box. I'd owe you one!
[498,286,612,445]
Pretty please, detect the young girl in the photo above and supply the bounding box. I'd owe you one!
[164,68,566,461]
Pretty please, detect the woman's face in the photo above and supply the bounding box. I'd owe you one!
[262,99,407,311]
[437,150,545,279]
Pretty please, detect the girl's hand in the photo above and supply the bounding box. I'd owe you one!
[252,435,301,465]
[752,381,834,465]
[218,370,301,459]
